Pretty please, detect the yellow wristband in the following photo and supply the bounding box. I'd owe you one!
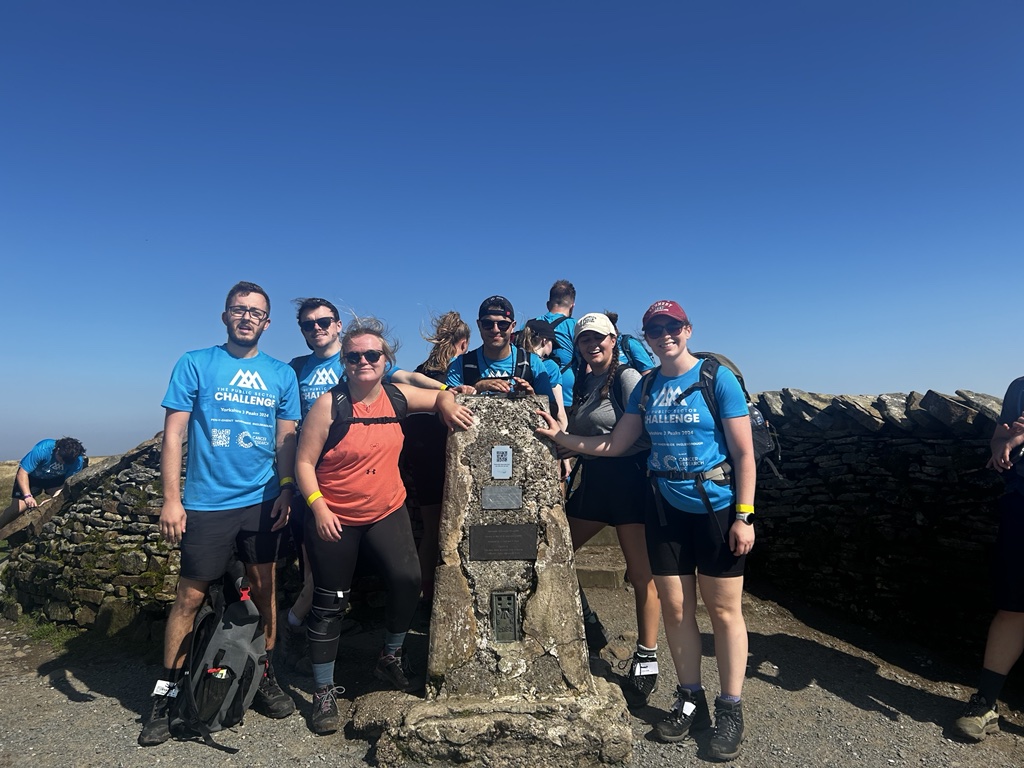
[735,504,755,513]
[279,476,295,486]
[306,490,324,506]
[440,384,448,391]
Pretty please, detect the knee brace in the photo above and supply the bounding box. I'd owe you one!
[307,586,349,641]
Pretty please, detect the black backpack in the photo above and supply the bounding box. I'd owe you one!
[459,347,534,388]
[170,566,266,753]
[317,380,409,465]
[638,352,781,481]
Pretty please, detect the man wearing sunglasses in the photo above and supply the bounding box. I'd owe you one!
[140,281,301,746]
[444,295,555,401]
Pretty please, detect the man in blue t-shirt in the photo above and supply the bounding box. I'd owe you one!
[1,437,87,531]
[445,294,555,400]
[140,281,300,746]
[536,279,577,407]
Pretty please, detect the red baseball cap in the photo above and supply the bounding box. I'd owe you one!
[642,299,690,329]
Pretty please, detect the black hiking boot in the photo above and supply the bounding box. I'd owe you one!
[252,661,295,718]
[653,685,711,743]
[310,684,344,735]
[708,696,746,761]
[138,693,173,746]
[374,648,414,692]
[621,649,659,708]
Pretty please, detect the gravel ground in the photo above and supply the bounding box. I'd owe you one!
[1,585,1022,768]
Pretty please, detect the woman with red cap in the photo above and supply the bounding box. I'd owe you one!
[536,299,755,762]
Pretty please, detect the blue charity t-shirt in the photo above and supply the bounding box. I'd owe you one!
[162,345,301,511]
[626,360,747,514]
[538,311,576,407]
[291,351,342,420]
[618,335,656,372]
[20,439,86,482]
[445,347,555,399]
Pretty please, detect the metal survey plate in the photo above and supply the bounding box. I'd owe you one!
[481,485,523,509]
[469,524,538,560]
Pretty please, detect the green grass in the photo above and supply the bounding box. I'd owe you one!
[16,613,86,652]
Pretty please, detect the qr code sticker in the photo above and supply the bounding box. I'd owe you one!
[212,429,231,447]
[496,449,509,463]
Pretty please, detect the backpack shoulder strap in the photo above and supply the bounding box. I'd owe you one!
[692,355,722,430]
[549,315,569,330]
[638,365,661,417]
[382,381,408,420]
[319,383,354,463]
[460,349,481,386]
[514,346,534,383]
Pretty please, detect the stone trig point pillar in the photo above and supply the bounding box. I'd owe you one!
[371,394,631,767]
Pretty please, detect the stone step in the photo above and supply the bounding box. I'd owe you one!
[575,544,626,588]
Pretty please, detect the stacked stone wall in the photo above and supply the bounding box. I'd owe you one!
[749,387,1005,659]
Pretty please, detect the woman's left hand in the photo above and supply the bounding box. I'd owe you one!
[729,520,755,556]
[438,395,475,432]
[534,409,561,440]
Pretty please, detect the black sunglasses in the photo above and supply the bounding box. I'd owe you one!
[344,350,385,365]
[644,320,686,339]
[479,319,512,332]
[299,317,335,333]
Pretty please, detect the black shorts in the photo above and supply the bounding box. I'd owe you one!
[565,453,649,527]
[645,489,745,578]
[995,491,1024,612]
[179,499,282,583]
[11,475,63,500]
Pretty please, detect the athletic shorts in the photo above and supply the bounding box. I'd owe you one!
[11,476,63,500]
[995,491,1024,612]
[565,453,649,527]
[645,489,745,578]
[179,498,281,582]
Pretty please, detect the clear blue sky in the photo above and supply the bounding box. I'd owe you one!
[2,2,1021,458]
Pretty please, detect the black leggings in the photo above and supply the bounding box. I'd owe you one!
[304,506,421,664]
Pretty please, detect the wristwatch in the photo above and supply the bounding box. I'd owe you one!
[735,512,754,525]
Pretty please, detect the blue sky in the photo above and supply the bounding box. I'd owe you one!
[2,2,1021,459]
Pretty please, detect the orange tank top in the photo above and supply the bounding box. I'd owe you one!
[315,388,407,525]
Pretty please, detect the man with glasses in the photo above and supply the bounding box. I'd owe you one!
[140,281,301,746]
[0,437,87,533]
[445,295,555,400]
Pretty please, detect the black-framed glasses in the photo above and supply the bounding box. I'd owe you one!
[299,317,335,333]
[644,320,686,339]
[227,305,268,322]
[344,350,385,365]
[479,319,512,332]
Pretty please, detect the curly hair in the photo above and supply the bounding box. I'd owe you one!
[341,317,399,367]
[420,311,471,376]
[54,437,85,460]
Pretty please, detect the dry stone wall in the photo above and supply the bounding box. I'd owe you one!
[749,387,1005,659]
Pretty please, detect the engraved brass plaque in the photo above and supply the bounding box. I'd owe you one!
[469,524,538,561]
[481,486,523,509]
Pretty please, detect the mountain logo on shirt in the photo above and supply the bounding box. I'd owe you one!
[651,385,686,408]
[229,369,268,390]
[310,368,339,387]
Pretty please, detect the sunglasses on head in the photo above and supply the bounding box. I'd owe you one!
[344,350,385,365]
[644,320,686,339]
[479,319,512,331]
[299,317,335,333]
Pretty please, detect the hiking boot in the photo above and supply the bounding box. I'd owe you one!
[374,648,414,692]
[708,696,746,761]
[310,684,344,735]
[954,693,999,741]
[582,609,609,654]
[138,693,173,746]
[252,662,296,718]
[653,685,711,742]
[621,650,659,708]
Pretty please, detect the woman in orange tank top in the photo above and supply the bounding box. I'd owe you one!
[295,318,473,735]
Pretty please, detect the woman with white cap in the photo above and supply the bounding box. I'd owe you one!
[536,299,755,762]
[564,312,660,708]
